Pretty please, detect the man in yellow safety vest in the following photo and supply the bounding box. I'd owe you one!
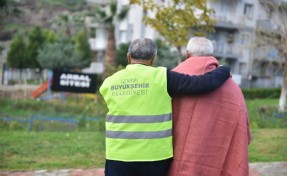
[100,38,230,176]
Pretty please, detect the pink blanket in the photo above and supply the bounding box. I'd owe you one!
[168,56,251,176]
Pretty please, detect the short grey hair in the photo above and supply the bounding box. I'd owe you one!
[186,37,214,56]
[128,38,157,60]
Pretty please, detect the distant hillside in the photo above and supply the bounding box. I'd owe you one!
[1,0,88,41]
[41,0,88,11]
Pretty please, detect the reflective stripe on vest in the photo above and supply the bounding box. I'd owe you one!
[106,113,171,123]
[106,129,172,139]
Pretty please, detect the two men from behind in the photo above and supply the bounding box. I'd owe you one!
[169,37,251,176]
[100,38,230,176]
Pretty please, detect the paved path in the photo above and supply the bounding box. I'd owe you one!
[0,168,105,176]
[0,162,286,176]
[249,162,287,176]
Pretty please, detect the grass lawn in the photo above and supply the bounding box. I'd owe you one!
[0,98,286,170]
[0,131,105,171]
[0,129,286,171]
[249,128,287,162]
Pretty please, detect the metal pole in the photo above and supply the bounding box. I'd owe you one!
[29,114,33,132]
[47,70,53,98]
[2,63,6,85]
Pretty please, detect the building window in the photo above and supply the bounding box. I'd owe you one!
[244,3,254,19]
[241,34,250,45]
[260,62,268,76]
[227,33,235,43]
[119,30,127,43]
[220,2,229,13]
[90,27,96,38]
[239,63,247,75]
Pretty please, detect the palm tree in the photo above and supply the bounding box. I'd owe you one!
[51,13,73,36]
[92,0,129,74]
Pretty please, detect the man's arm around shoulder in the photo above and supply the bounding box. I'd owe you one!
[167,66,230,96]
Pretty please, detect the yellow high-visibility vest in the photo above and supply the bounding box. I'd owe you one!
[100,64,172,161]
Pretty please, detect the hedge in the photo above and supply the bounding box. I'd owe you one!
[241,88,281,99]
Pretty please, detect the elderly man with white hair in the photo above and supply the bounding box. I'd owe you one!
[168,37,251,176]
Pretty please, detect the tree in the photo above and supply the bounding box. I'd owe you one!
[130,0,215,64]
[154,39,178,69]
[116,43,129,67]
[37,36,90,71]
[43,29,56,43]
[7,34,27,82]
[51,9,89,36]
[258,0,287,112]
[91,0,129,73]
[73,29,93,68]
[26,26,47,69]
[7,35,27,69]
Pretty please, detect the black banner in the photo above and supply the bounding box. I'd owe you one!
[52,70,97,93]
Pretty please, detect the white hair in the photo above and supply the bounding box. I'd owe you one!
[186,37,214,56]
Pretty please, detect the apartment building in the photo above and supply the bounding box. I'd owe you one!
[206,0,284,88]
[85,0,284,88]
[206,0,258,87]
[252,0,286,88]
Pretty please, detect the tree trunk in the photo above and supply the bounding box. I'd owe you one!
[105,26,117,66]
[103,26,117,79]
[176,46,182,64]
[20,68,23,84]
[278,68,287,112]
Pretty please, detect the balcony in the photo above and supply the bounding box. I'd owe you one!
[256,19,278,33]
[212,15,240,31]
[213,42,241,59]
[254,47,281,62]
[251,60,282,83]
[259,0,287,5]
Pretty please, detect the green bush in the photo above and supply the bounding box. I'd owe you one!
[242,88,281,99]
